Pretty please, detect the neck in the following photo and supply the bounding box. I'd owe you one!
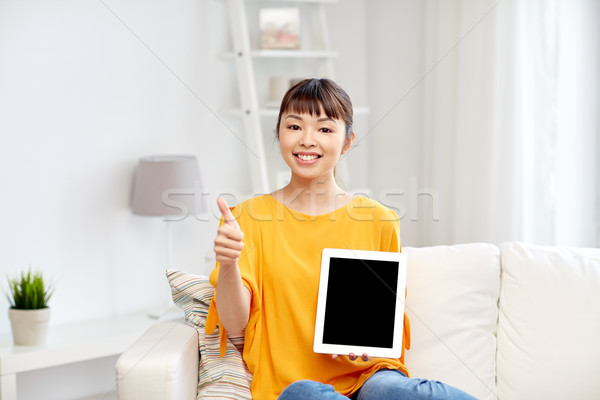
[289,172,339,195]
[275,173,353,215]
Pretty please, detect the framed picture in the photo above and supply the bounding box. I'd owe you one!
[259,7,301,50]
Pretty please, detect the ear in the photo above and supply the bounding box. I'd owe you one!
[341,131,356,155]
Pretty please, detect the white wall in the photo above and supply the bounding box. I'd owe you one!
[0,2,266,396]
[0,0,246,333]
[0,0,370,337]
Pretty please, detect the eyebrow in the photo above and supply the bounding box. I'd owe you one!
[284,114,336,123]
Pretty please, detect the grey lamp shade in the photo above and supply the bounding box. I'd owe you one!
[131,155,200,217]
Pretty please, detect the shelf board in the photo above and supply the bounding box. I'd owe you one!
[221,106,370,117]
[219,50,338,60]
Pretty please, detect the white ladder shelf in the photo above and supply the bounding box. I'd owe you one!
[224,0,338,193]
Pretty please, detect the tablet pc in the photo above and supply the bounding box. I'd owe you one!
[313,248,407,358]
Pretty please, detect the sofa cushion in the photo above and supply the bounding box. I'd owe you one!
[166,269,252,400]
[404,243,499,400]
[497,242,600,399]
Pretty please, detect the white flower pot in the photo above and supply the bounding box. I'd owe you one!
[8,308,51,346]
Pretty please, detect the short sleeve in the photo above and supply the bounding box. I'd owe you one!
[379,208,401,253]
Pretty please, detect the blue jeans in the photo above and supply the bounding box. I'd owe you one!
[278,369,478,400]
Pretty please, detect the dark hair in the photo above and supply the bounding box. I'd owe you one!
[275,78,354,139]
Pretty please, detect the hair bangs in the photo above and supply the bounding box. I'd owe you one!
[283,85,345,122]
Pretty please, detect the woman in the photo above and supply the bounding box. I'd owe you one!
[208,78,476,400]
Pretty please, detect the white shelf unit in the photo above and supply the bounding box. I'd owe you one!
[222,0,339,193]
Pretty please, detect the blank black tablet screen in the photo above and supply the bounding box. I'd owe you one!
[322,257,399,348]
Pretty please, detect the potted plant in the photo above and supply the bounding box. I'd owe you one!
[6,268,55,346]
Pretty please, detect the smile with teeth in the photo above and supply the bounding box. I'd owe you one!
[296,154,321,161]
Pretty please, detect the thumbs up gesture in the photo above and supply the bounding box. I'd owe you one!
[214,197,244,268]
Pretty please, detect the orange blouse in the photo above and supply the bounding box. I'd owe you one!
[207,195,410,399]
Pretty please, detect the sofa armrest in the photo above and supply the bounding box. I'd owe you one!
[116,318,198,400]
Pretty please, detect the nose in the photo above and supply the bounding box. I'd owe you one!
[299,129,317,147]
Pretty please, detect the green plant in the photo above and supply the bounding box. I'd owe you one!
[7,269,55,309]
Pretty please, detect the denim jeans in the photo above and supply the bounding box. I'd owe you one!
[278,369,478,400]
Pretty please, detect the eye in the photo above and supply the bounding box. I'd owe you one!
[287,124,300,130]
[319,127,333,133]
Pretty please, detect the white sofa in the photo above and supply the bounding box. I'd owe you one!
[116,242,600,399]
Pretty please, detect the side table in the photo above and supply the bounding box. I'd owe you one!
[0,313,155,400]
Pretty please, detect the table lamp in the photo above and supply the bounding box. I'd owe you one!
[131,155,201,316]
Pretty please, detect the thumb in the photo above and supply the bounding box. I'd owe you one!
[217,197,240,229]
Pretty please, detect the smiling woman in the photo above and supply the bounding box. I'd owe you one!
[208,78,478,400]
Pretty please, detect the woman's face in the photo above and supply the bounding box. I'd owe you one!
[278,106,353,183]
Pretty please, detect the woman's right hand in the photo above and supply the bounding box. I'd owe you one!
[214,197,244,268]
[213,197,250,335]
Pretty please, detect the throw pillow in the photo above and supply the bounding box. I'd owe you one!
[497,242,600,398]
[166,269,252,400]
[403,244,499,400]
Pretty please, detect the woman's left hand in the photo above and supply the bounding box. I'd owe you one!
[332,353,370,362]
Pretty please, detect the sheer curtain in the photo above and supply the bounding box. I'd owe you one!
[419,0,519,246]
[516,0,599,247]
[418,0,599,247]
